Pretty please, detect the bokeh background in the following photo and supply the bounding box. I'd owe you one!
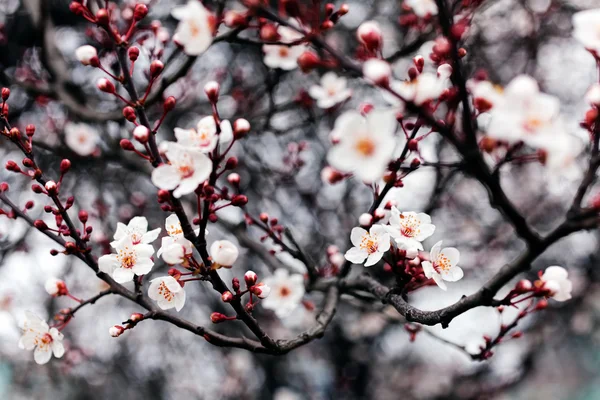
[1,0,600,399]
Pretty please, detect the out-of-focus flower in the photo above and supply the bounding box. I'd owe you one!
[540,266,572,302]
[572,9,600,54]
[327,109,397,183]
[157,214,196,264]
[405,0,438,17]
[19,311,65,365]
[111,216,160,247]
[99,237,155,283]
[64,122,99,156]
[260,269,305,317]
[387,65,451,106]
[263,24,305,70]
[171,0,215,55]
[363,59,392,86]
[308,72,352,109]
[467,79,504,112]
[174,117,233,153]
[210,240,239,267]
[151,142,212,198]
[585,83,600,106]
[44,278,67,296]
[422,241,462,290]
[148,276,186,311]
[385,207,435,252]
[486,75,560,147]
[357,21,383,52]
[345,225,391,267]
[75,45,98,66]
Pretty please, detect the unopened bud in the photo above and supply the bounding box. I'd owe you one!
[357,21,383,52]
[204,81,220,103]
[221,291,234,302]
[233,118,250,138]
[109,325,125,337]
[358,213,373,227]
[128,46,140,61]
[150,60,164,78]
[133,4,148,21]
[120,139,135,151]
[133,125,150,143]
[97,78,115,94]
[45,181,57,194]
[1,87,10,100]
[297,51,321,73]
[244,270,258,286]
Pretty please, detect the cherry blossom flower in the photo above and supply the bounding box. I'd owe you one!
[467,79,504,112]
[422,241,463,290]
[157,214,196,264]
[210,240,239,267]
[405,0,438,17]
[19,311,65,365]
[540,266,573,302]
[387,65,451,106]
[151,142,212,198]
[486,75,561,147]
[327,109,397,183]
[263,24,305,70]
[261,269,305,318]
[111,216,160,248]
[99,237,155,283]
[44,278,67,296]
[308,72,352,109]
[363,59,392,86]
[75,45,98,66]
[385,207,435,252]
[171,0,215,56]
[345,225,391,267]
[148,276,186,311]
[174,117,233,153]
[572,9,600,54]
[64,122,99,156]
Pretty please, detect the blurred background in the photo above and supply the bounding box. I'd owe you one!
[1,0,600,399]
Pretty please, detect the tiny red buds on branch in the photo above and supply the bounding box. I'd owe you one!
[357,21,383,53]
[45,181,57,194]
[204,81,220,103]
[78,210,88,223]
[149,60,164,78]
[96,9,110,26]
[123,106,137,122]
[2,87,10,100]
[109,325,126,337]
[231,195,248,206]
[297,51,321,73]
[120,139,135,151]
[97,78,115,94]
[245,270,258,286]
[133,4,149,21]
[133,126,150,143]
[227,173,240,185]
[163,96,176,112]
[60,159,71,174]
[129,313,144,322]
[128,46,140,62]
[210,312,229,323]
[233,118,250,138]
[221,291,234,302]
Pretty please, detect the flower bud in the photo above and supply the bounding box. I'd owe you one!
[227,173,240,185]
[231,194,248,206]
[1,87,10,100]
[0,182,8,192]
[244,270,258,286]
[45,180,57,194]
[5,160,20,172]
[163,96,176,112]
[96,9,110,26]
[133,4,148,21]
[69,1,85,15]
[259,24,279,42]
[210,240,239,266]
[320,166,344,184]
[75,45,99,67]
[210,312,228,323]
[221,291,234,302]
[123,106,137,122]
[224,10,247,28]
[34,220,48,230]
[97,78,115,94]
[358,213,373,227]
[130,313,144,322]
[120,139,135,151]
[128,46,140,61]
[233,118,250,138]
[45,278,68,296]
[204,81,220,103]
[25,124,35,137]
[60,159,71,174]
[297,51,321,73]
[251,282,271,299]
[357,21,383,52]
[225,157,238,170]
[150,60,164,78]
[363,59,391,86]
[78,210,88,223]
[133,125,150,143]
[515,279,533,294]
[109,325,126,337]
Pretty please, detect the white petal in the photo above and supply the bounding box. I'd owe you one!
[151,165,181,190]
[344,247,368,264]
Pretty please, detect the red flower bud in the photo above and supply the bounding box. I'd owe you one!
[78,210,88,223]
[1,87,10,101]
[259,24,279,42]
[233,118,250,138]
[123,106,137,122]
[5,160,20,172]
[60,159,71,173]
[157,189,171,203]
[34,220,48,230]
[231,194,248,206]
[221,291,234,302]
[25,124,36,136]
[227,173,240,185]
[297,51,321,73]
[150,60,164,78]
[96,9,110,26]
[69,1,85,15]
[120,139,135,151]
[204,81,220,103]
[210,312,227,323]
[128,46,140,61]
[97,78,115,94]
[133,126,150,143]
[163,96,176,112]
[133,4,148,21]
[225,157,238,170]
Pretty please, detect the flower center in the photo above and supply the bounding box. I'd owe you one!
[157,282,174,301]
[399,214,420,238]
[130,233,141,245]
[41,333,53,345]
[279,285,291,297]
[189,21,200,37]
[118,247,137,269]
[168,223,183,236]
[78,134,87,144]
[523,116,544,133]
[359,234,378,254]
[433,253,451,273]
[176,162,195,178]
[278,47,290,57]
[355,137,376,156]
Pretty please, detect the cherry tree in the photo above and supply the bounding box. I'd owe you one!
[0,0,599,398]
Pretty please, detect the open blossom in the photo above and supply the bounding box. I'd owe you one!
[385,207,435,252]
[486,75,561,147]
[99,237,155,283]
[308,72,352,109]
[157,214,196,264]
[171,0,215,55]
[345,225,391,267]
[44,278,67,296]
[572,9,600,54]
[174,117,233,153]
[210,240,239,267]
[263,24,305,70]
[405,0,438,17]
[148,276,186,311]
[19,311,65,365]
[467,79,504,112]
[422,241,463,290]
[261,269,305,318]
[111,216,160,248]
[386,65,451,106]
[327,109,397,183]
[151,142,212,198]
[540,266,572,302]
[64,122,99,156]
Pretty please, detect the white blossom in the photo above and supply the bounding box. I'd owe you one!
[405,0,438,17]
[64,122,99,156]
[99,237,155,283]
[151,142,212,198]
[572,9,600,54]
[157,214,196,264]
[174,117,233,153]
[19,311,65,365]
[541,266,572,302]
[261,269,305,318]
[387,65,451,106]
[148,276,186,311]
[263,24,305,70]
[345,225,391,267]
[327,109,397,183]
[210,240,239,267]
[363,59,392,86]
[171,0,215,55]
[422,241,463,290]
[308,72,352,109]
[384,207,435,252]
[111,216,160,247]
